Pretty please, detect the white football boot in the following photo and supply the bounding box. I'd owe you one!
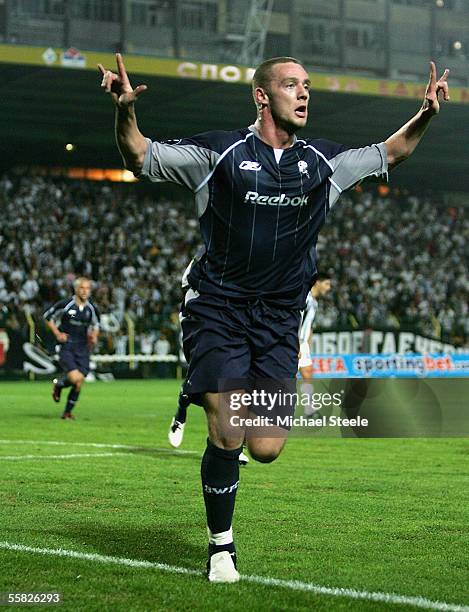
[238,450,250,466]
[168,418,185,448]
[208,551,240,583]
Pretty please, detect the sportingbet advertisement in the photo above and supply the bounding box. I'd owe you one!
[306,353,469,378]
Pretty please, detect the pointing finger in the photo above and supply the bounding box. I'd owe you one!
[97,63,106,76]
[438,68,450,82]
[429,61,437,86]
[115,53,128,81]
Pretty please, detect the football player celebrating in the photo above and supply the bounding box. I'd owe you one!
[99,54,449,582]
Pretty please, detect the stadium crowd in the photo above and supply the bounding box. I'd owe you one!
[0,173,467,353]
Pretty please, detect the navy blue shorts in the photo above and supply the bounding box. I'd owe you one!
[58,345,90,376]
[180,290,301,407]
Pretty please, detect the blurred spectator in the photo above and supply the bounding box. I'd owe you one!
[114,330,128,356]
[155,333,170,356]
[316,187,468,345]
[139,333,155,355]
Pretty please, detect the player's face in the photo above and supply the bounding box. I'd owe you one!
[267,63,310,133]
[76,281,91,301]
[314,280,331,296]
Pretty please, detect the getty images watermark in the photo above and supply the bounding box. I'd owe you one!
[219,378,469,438]
[228,389,368,428]
[217,379,369,437]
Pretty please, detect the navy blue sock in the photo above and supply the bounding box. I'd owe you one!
[58,378,72,389]
[65,386,80,413]
[174,391,190,424]
[208,541,237,568]
[201,439,242,556]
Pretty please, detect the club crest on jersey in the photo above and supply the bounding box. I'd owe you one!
[68,310,76,317]
[298,161,310,178]
[239,160,262,172]
[244,191,309,207]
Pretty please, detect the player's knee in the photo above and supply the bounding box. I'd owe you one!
[248,442,282,464]
[248,437,286,463]
[250,448,280,463]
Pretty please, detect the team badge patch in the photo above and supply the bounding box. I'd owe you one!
[298,161,310,178]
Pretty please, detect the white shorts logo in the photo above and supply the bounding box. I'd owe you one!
[239,160,262,171]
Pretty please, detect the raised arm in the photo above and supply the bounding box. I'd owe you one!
[385,62,450,167]
[98,53,148,174]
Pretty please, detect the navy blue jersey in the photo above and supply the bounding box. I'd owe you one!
[302,245,319,304]
[140,125,387,308]
[43,297,100,348]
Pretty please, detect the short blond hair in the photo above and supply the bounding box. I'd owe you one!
[74,277,91,290]
[252,56,303,103]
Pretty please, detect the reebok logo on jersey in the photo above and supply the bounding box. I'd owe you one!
[244,191,309,207]
[239,160,262,171]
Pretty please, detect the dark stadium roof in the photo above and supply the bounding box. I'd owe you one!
[2,62,468,192]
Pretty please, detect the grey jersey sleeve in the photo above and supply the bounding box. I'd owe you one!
[43,298,69,323]
[138,137,220,192]
[328,142,388,208]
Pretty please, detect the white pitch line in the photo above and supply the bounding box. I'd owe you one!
[0,452,129,461]
[0,439,198,456]
[0,542,467,612]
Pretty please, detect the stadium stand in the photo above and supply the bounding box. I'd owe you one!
[0,173,467,353]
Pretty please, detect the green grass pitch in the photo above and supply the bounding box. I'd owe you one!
[0,380,468,611]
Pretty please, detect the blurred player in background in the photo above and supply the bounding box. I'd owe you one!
[168,254,249,462]
[298,272,332,416]
[168,388,250,465]
[168,388,190,447]
[99,53,449,583]
[169,266,250,463]
[167,256,193,448]
[43,277,100,419]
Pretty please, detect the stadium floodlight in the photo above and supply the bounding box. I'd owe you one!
[239,0,274,67]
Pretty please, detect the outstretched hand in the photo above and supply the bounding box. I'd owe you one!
[98,53,147,107]
[423,61,450,115]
